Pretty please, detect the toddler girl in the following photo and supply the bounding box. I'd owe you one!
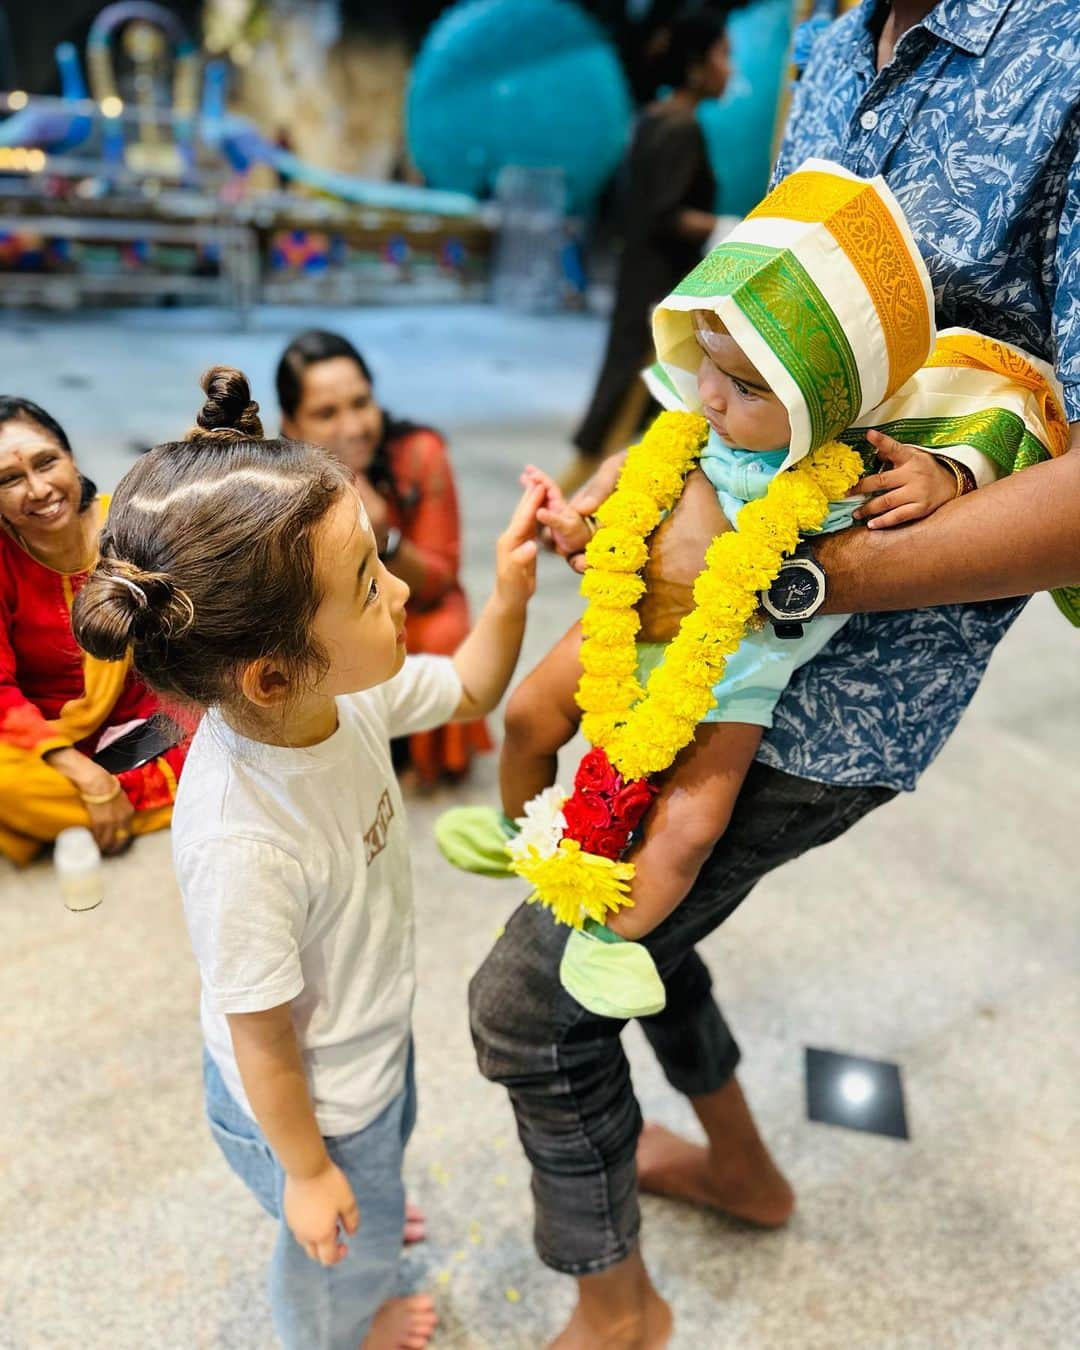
[73,367,542,1350]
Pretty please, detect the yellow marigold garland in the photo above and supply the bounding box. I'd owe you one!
[577,412,863,782]
[510,410,864,927]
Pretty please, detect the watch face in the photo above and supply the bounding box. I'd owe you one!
[773,565,821,616]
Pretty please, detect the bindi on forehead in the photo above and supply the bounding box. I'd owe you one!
[0,420,59,455]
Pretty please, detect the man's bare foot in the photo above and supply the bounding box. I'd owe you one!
[363,1294,438,1350]
[550,1281,672,1349]
[636,1122,794,1227]
[403,1199,426,1246]
[550,1249,672,1350]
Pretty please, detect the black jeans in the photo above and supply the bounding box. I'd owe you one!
[469,763,897,1275]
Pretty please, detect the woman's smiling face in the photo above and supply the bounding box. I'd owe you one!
[282,357,384,477]
[0,417,84,542]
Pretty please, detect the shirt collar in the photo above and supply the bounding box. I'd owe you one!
[858,0,1013,59]
[917,0,1013,58]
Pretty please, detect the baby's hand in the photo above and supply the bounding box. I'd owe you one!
[495,483,543,609]
[520,464,595,560]
[852,430,959,529]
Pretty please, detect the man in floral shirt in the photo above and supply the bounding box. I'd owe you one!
[469,3,1080,1344]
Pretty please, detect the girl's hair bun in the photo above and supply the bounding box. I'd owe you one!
[186,365,264,443]
[73,557,194,662]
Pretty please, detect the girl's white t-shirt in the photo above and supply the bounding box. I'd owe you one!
[172,655,463,1137]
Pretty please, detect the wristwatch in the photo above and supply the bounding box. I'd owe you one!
[760,541,826,639]
[380,526,402,562]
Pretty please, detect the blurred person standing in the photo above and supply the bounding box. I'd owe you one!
[559,5,735,494]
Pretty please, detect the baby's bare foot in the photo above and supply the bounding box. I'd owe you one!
[636,1122,794,1227]
[362,1294,438,1350]
[402,1199,426,1246]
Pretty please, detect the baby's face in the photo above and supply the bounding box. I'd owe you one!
[692,312,792,453]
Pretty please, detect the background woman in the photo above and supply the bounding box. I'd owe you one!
[0,398,186,865]
[560,6,733,493]
[276,329,491,785]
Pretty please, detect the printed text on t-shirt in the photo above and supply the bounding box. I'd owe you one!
[364,788,395,864]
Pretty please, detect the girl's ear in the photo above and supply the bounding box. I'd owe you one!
[238,658,291,709]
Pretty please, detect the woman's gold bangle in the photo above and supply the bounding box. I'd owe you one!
[80,780,123,806]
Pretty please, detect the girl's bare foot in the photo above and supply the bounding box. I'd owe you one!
[636,1121,794,1227]
[403,1199,426,1246]
[549,1249,672,1350]
[363,1294,438,1350]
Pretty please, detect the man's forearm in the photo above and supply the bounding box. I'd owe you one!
[818,447,1080,613]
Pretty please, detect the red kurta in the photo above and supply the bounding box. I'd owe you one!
[0,503,186,864]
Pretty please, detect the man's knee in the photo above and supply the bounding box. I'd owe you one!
[467,948,508,1083]
[467,926,546,1084]
[468,908,576,1085]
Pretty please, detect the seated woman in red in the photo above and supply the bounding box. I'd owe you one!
[0,397,187,865]
[277,329,491,784]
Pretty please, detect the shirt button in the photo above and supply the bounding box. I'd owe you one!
[860,109,879,131]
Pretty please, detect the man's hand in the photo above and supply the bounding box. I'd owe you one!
[853,429,959,529]
[283,1160,360,1266]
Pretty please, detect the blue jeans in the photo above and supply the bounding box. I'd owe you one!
[469,764,896,1275]
[203,1045,417,1349]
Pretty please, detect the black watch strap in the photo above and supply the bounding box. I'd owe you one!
[772,620,805,640]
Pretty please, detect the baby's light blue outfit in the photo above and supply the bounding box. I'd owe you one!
[636,431,857,728]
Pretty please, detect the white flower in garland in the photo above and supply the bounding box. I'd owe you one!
[506,785,569,864]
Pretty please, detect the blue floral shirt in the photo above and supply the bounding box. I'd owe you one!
[759,0,1080,792]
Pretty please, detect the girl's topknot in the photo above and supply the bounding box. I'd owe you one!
[186,365,264,443]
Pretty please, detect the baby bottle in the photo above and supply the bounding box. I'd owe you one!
[55,826,104,912]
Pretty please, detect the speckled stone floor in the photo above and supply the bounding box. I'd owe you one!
[1,306,1078,1349]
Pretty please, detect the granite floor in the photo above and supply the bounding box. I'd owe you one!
[0,304,1077,1349]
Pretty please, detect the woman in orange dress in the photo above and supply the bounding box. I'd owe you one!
[0,397,187,866]
[277,330,491,784]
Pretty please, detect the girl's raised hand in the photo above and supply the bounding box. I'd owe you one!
[495,483,543,609]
